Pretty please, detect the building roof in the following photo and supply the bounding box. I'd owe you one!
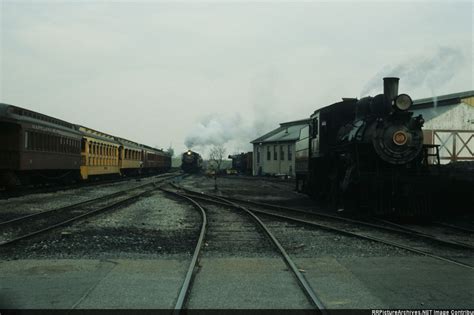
[250,118,309,144]
[411,90,474,122]
[413,90,474,109]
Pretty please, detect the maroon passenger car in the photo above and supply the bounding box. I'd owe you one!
[0,103,82,187]
[141,145,172,174]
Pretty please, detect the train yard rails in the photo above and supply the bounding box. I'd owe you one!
[209,194,326,310]
[173,185,473,270]
[433,222,474,234]
[0,172,182,223]
[0,174,180,247]
[161,186,326,311]
[0,171,180,200]
[373,219,474,249]
[222,175,295,183]
[180,188,474,251]
[158,188,207,311]
[1,173,471,309]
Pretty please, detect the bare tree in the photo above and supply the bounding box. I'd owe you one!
[209,144,226,190]
[209,144,226,172]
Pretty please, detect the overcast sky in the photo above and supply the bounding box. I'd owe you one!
[1,0,472,157]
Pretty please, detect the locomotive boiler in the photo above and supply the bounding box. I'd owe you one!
[297,77,432,216]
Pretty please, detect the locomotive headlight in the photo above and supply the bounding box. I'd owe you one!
[187,151,191,155]
[393,94,413,111]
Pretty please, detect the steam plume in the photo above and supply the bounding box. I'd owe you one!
[360,46,465,97]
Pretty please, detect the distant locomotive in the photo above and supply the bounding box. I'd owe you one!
[296,77,433,216]
[181,150,203,173]
[228,152,253,174]
[0,103,171,188]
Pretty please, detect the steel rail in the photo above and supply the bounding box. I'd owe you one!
[176,185,473,251]
[433,222,474,234]
[175,191,473,270]
[159,188,207,312]
[0,179,179,247]
[0,171,180,200]
[0,174,179,227]
[246,208,474,270]
[202,193,326,312]
[0,184,150,227]
[0,187,159,247]
[374,219,474,249]
[220,175,295,184]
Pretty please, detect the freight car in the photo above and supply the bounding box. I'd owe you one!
[296,77,435,216]
[0,103,171,188]
[228,152,253,174]
[181,150,203,173]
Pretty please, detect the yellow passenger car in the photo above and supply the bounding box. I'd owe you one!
[116,138,142,176]
[77,126,121,180]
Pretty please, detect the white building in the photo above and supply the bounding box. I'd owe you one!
[250,119,309,176]
[412,90,474,163]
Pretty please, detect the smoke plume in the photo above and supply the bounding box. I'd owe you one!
[184,67,288,157]
[185,113,246,149]
[360,46,466,97]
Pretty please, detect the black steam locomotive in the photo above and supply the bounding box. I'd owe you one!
[181,150,203,173]
[296,77,434,216]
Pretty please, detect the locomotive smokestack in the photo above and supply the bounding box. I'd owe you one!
[383,77,399,108]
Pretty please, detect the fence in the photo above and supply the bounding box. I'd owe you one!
[423,129,474,164]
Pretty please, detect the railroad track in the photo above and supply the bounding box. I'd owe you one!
[433,222,474,234]
[174,185,474,270]
[0,171,180,200]
[222,175,295,183]
[158,188,207,311]
[161,186,326,311]
[373,219,474,249]
[180,188,474,251]
[0,174,181,247]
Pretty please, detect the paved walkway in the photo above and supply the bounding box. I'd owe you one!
[0,256,472,309]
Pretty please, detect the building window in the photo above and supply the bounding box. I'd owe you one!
[256,147,260,164]
[280,145,284,160]
[273,145,277,160]
[288,145,292,161]
[267,146,270,160]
